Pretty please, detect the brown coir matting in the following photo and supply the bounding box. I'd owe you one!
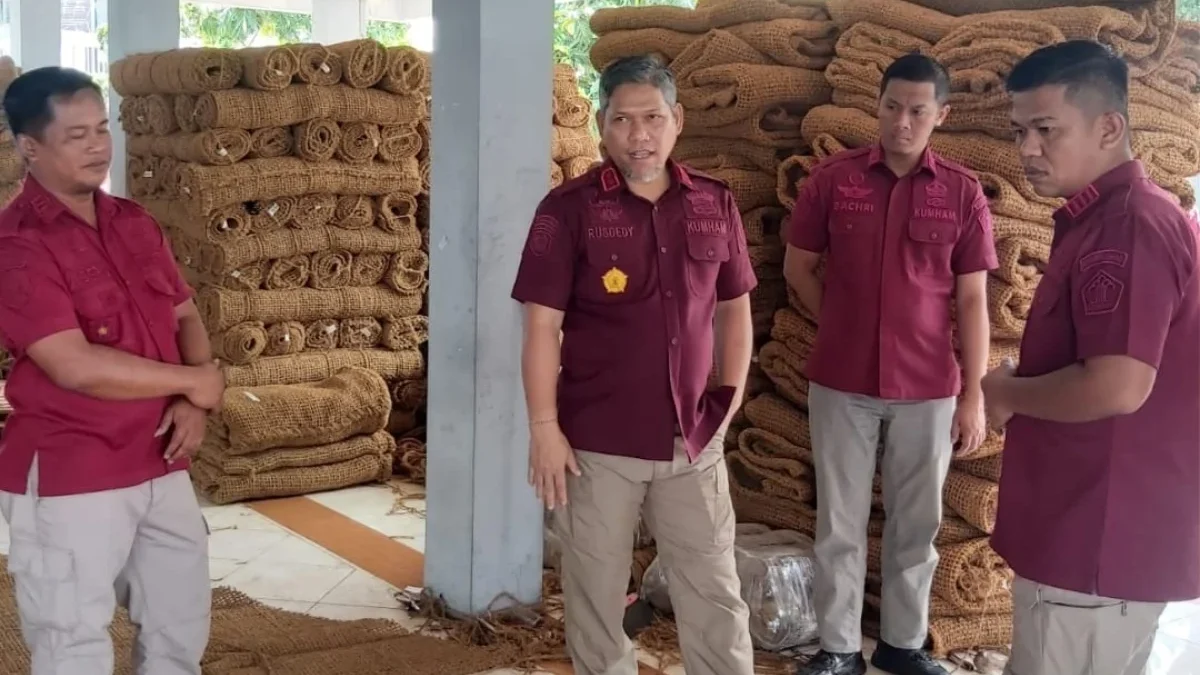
[0,554,519,675]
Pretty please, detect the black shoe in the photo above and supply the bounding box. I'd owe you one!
[870,642,948,675]
[796,650,867,675]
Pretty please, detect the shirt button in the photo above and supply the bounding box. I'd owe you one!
[931,232,939,240]
[846,223,853,230]
[660,246,667,254]
[670,337,679,346]
[707,249,715,258]
[610,253,619,261]
[666,290,674,298]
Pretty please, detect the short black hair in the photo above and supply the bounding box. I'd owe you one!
[3,66,104,139]
[881,53,950,104]
[599,55,677,114]
[1006,40,1128,116]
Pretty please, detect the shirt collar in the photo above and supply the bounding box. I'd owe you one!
[867,143,939,177]
[596,158,695,194]
[1055,160,1147,223]
[18,174,120,225]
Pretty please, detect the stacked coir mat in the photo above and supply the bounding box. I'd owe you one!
[590,0,836,343]
[763,0,1187,658]
[0,56,23,208]
[552,64,602,187]
[110,42,433,502]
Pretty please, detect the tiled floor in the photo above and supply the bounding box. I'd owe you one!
[2,482,1199,674]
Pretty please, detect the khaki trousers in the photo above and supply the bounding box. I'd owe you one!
[1005,577,1166,675]
[808,383,956,653]
[0,459,211,675]
[553,436,754,675]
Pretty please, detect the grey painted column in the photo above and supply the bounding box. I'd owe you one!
[106,0,179,198]
[11,0,62,71]
[424,0,553,613]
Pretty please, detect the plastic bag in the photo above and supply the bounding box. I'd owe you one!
[640,524,819,651]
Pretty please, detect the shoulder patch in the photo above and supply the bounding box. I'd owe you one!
[547,168,598,198]
[1080,269,1124,316]
[679,163,725,186]
[1079,249,1129,272]
[931,154,980,182]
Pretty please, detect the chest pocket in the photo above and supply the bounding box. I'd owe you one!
[684,235,731,298]
[582,236,647,304]
[73,281,129,346]
[907,219,959,275]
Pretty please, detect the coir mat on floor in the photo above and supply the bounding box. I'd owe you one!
[0,555,521,675]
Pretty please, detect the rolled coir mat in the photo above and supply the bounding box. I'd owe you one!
[757,340,810,410]
[293,118,341,162]
[118,97,151,135]
[551,125,598,162]
[264,255,312,291]
[378,124,423,163]
[221,348,425,387]
[384,250,430,295]
[306,319,341,350]
[205,226,424,273]
[553,95,593,129]
[339,317,383,349]
[390,377,428,410]
[310,250,354,290]
[289,193,338,230]
[218,366,391,454]
[288,43,343,86]
[333,195,375,231]
[150,200,250,244]
[192,85,426,130]
[216,261,268,292]
[238,45,299,91]
[590,28,697,71]
[199,428,394,478]
[726,18,839,70]
[198,285,424,331]
[263,321,305,357]
[679,64,831,129]
[191,448,393,506]
[943,471,999,534]
[215,321,269,366]
[126,128,252,166]
[110,48,242,96]
[248,196,296,234]
[349,251,390,287]
[381,316,430,352]
[379,46,428,94]
[374,192,419,235]
[142,94,179,135]
[337,122,381,165]
[174,94,199,133]
[561,156,597,181]
[328,39,388,88]
[742,393,811,451]
[247,127,294,159]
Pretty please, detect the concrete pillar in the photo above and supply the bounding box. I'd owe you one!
[11,0,62,70]
[312,0,366,44]
[424,0,554,613]
[105,0,179,198]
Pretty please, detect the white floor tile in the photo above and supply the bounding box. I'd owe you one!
[1157,600,1200,645]
[222,555,354,604]
[1148,632,1200,675]
[208,558,245,583]
[202,503,283,532]
[307,602,425,629]
[206,526,289,563]
[319,569,402,608]
[256,534,353,568]
[0,518,8,555]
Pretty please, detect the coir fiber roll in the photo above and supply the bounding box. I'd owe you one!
[775,152,820,211]
[174,157,422,215]
[419,157,431,193]
[679,64,831,129]
[119,97,151,135]
[263,321,305,357]
[375,192,419,235]
[992,235,1049,292]
[589,5,709,36]
[739,425,813,465]
[192,451,393,505]
[954,454,1003,483]
[264,255,312,290]
[728,460,819,536]
[306,319,341,350]
[673,28,774,82]
[217,262,269,292]
[553,95,593,129]
[200,428,394,476]
[337,122,381,165]
[552,124,599,162]
[385,250,430,295]
[709,167,778,212]
[675,137,784,175]
[758,340,810,410]
[290,193,338,230]
[378,124,423,162]
[248,196,296,234]
[382,316,430,353]
[726,18,839,69]
[925,614,1013,658]
[328,39,387,88]
[174,94,198,133]
[986,276,1033,340]
[589,28,697,70]
[127,128,252,166]
[380,46,428,94]
[704,0,830,27]
[222,348,425,387]
[215,321,269,366]
[144,200,250,244]
[289,43,344,86]
[350,251,390,286]
[238,46,299,91]
[394,436,426,479]
[741,206,785,246]
[390,377,428,410]
[198,286,424,331]
[561,156,596,181]
[743,392,811,450]
[310,250,353,289]
[334,194,376,230]
[110,48,242,96]
[248,127,294,159]
[219,366,390,454]
[980,178,1058,226]
[294,118,341,162]
[205,226,423,272]
[727,449,815,506]
[771,307,818,349]
[929,538,1013,612]
[142,94,179,135]
[339,317,383,349]
[943,471,999,534]
[193,85,426,130]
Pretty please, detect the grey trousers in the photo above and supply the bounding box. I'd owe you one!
[808,383,956,653]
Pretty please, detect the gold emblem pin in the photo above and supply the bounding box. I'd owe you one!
[602,267,628,294]
[97,326,109,336]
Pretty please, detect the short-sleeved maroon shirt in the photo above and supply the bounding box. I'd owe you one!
[787,145,998,400]
[992,161,1200,603]
[511,160,758,461]
[0,177,194,497]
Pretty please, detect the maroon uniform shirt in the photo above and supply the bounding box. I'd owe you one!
[0,177,194,497]
[511,160,758,461]
[788,145,999,400]
[992,161,1200,603]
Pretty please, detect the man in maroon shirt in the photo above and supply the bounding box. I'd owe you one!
[784,54,997,675]
[0,68,224,674]
[984,40,1200,675]
[512,55,757,675]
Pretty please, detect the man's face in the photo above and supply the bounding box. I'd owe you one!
[877,79,947,158]
[19,90,112,193]
[1010,84,1109,199]
[598,83,683,184]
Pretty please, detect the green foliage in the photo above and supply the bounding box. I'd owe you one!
[179,3,312,48]
[1181,0,1200,20]
[367,20,410,47]
[554,0,696,104]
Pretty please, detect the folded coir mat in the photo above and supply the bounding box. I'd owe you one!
[191,449,393,505]
[0,557,523,674]
[198,286,423,331]
[192,84,426,130]
[221,348,425,387]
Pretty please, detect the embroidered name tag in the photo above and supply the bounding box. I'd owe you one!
[686,219,727,236]
[587,225,635,239]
